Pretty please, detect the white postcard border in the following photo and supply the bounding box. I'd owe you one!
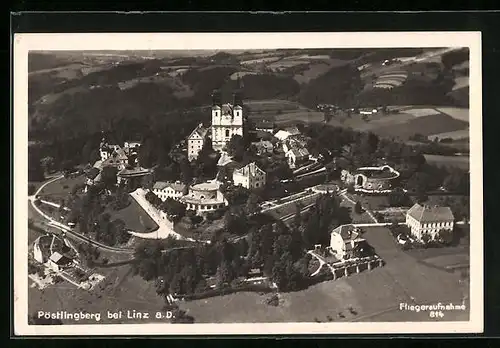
[13,31,483,336]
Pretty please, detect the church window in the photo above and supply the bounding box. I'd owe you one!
[225,129,230,137]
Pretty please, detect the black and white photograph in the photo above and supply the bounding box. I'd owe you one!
[13,32,483,335]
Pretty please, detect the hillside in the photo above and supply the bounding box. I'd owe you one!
[28,48,468,145]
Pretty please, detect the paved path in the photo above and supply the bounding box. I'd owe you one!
[29,176,134,254]
[128,188,195,241]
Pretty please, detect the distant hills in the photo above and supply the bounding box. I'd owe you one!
[28,48,469,143]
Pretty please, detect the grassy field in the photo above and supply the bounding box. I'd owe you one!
[428,129,469,141]
[37,175,86,200]
[28,264,168,324]
[435,107,469,122]
[180,226,468,323]
[274,111,325,124]
[108,199,158,233]
[423,154,470,170]
[369,113,468,141]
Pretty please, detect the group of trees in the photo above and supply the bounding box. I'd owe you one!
[144,191,187,223]
[133,192,350,296]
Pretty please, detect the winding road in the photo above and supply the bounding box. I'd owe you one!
[29,175,134,254]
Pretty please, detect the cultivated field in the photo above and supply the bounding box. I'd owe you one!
[423,154,470,170]
[428,128,469,141]
[402,108,442,117]
[435,107,469,122]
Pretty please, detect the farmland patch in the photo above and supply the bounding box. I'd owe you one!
[423,154,469,170]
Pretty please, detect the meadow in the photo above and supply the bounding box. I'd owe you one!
[423,154,470,170]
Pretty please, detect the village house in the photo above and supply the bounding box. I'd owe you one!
[47,251,73,272]
[255,121,275,134]
[285,146,310,169]
[328,224,366,260]
[152,181,187,202]
[274,126,301,141]
[232,162,267,189]
[85,167,101,187]
[405,203,455,241]
[251,140,274,155]
[187,123,209,161]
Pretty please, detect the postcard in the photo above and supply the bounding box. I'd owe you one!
[13,31,482,335]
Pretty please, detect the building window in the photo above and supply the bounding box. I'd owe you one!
[225,129,230,137]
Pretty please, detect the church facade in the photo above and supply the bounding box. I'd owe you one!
[186,91,245,160]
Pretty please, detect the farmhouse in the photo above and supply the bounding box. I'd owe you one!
[85,167,101,187]
[180,180,228,215]
[232,162,266,189]
[341,165,400,192]
[285,146,310,169]
[406,203,455,241]
[152,181,187,201]
[328,224,365,260]
[187,123,209,161]
[47,251,73,272]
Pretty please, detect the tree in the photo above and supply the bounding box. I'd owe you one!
[437,228,454,245]
[101,166,118,190]
[354,201,363,214]
[161,198,186,222]
[226,134,246,160]
[28,151,45,182]
[421,233,431,245]
[245,193,260,215]
[388,190,411,207]
[215,260,235,288]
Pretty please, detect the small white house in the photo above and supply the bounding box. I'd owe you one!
[329,224,365,260]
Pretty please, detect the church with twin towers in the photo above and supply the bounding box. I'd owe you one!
[187,89,245,161]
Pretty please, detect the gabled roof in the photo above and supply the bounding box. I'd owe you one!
[255,121,275,129]
[153,181,186,192]
[289,147,310,158]
[233,162,265,177]
[407,203,455,223]
[331,224,363,242]
[188,124,208,140]
[221,103,233,115]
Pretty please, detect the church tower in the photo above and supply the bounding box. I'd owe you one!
[210,89,245,152]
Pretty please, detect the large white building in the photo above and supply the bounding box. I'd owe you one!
[211,102,244,152]
[152,181,186,201]
[232,162,266,189]
[186,92,245,159]
[405,203,455,241]
[187,123,209,161]
[180,180,228,214]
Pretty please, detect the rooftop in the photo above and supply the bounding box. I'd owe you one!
[233,162,265,177]
[407,203,455,223]
[331,224,364,242]
[118,167,151,177]
[191,180,220,191]
[153,181,186,192]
